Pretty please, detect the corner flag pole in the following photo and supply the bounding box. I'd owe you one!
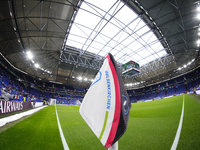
[108,141,118,150]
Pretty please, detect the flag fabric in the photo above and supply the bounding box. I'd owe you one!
[79,53,131,149]
[14,95,20,99]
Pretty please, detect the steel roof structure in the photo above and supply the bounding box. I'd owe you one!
[0,0,200,89]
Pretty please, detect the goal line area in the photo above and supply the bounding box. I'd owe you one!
[49,99,56,105]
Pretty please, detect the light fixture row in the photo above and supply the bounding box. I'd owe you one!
[25,51,52,74]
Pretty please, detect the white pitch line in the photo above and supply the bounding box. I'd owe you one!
[170,94,185,150]
[55,104,70,150]
[0,105,47,127]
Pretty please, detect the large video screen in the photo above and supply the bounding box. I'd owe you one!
[121,60,140,75]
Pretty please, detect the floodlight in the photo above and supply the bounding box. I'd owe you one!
[197,13,200,19]
[78,76,82,80]
[26,51,33,59]
[197,6,200,11]
[35,63,39,68]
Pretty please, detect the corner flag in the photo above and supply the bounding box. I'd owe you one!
[79,53,131,149]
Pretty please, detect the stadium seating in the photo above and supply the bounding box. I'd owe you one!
[139,93,149,101]
[155,90,166,99]
[0,66,84,105]
[147,92,157,100]
[1,61,200,104]
[176,84,186,95]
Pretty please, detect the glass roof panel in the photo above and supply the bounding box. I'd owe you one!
[132,42,143,51]
[90,41,105,51]
[147,33,158,43]
[99,50,108,56]
[128,18,141,32]
[133,20,146,33]
[114,5,137,25]
[113,30,130,44]
[119,35,134,47]
[146,54,156,62]
[90,0,117,12]
[139,59,148,66]
[66,0,167,66]
[87,47,99,54]
[96,34,111,46]
[68,24,88,39]
[110,49,119,55]
[74,9,101,30]
[117,52,125,58]
[67,40,84,49]
[150,42,162,52]
[131,54,141,62]
[101,23,121,39]
[157,50,167,57]
[136,26,151,38]
[122,47,132,54]
[137,49,151,58]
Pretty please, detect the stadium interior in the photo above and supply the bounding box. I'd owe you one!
[0,0,200,104]
[0,0,200,149]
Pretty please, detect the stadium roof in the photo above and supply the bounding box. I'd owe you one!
[66,0,167,66]
[0,0,200,89]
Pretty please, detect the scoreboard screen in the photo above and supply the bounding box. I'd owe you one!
[121,60,140,75]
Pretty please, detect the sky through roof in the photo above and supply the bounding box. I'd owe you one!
[66,0,167,66]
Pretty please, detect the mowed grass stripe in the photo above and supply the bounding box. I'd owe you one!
[0,106,63,150]
[55,105,69,150]
[171,95,184,150]
[0,94,199,150]
[118,95,183,150]
[57,95,187,150]
[177,94,200,150]
[56,105,106,150]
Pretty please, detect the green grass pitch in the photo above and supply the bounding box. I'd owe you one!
[0,94,200,150]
